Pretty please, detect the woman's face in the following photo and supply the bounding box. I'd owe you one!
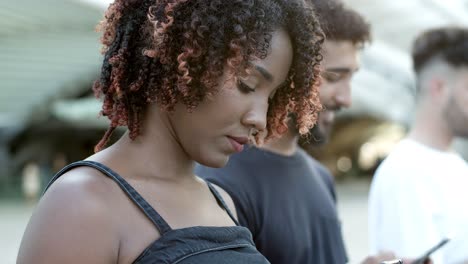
[169,29,293,168]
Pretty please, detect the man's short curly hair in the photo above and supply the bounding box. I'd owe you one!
[93,0,324,151]
[311,0,370,45]
[412,26,468,74]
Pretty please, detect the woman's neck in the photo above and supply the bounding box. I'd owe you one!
[93,107,196,183]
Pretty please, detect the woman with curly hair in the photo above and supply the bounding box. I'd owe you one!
[17,0,323,263]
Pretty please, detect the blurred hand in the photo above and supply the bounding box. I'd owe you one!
[361,251,396,264]
[360,252,434,264]
[401,258,433,264]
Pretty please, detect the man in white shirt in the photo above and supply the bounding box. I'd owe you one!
[369,27,468,264]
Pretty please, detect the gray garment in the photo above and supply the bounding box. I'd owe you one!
[196,146,348,264]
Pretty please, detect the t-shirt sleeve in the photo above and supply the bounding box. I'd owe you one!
[195,163,259,237]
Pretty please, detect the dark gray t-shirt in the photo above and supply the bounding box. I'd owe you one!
[195,146,348,264]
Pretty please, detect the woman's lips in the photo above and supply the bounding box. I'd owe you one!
[227,136,248,153]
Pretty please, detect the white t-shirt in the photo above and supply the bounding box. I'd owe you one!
[369,139,468,264]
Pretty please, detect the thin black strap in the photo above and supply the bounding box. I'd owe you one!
[44,160,172,235]
[206,182,240,226]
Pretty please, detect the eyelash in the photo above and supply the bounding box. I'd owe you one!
[237,81,256,93]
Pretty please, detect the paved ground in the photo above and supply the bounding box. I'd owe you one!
[0,179,371,264]
[0,201,35,264]
[336,179,372,263]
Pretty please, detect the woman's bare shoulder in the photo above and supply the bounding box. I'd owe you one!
[17,167,121,264]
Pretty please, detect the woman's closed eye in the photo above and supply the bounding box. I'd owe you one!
[237,80,256,93]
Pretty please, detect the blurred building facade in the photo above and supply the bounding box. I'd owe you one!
[311,0,468,178]
[2,0,468,194]
[0,0,108,192]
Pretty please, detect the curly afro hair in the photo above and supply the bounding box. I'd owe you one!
[93,0,324,151]
[412,26,468,74]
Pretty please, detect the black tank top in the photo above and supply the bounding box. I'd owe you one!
[44,160,270,264]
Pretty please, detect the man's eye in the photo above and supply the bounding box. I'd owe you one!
[237,81,256,93]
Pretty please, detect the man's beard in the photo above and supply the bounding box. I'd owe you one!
[308,107,339,146]
[309,124,329,146]
[444,95,468,139]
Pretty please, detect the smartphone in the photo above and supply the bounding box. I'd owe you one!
[381,260,403,264]
[411,238,451,264]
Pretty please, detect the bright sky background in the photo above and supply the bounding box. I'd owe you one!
[79,0,113,9]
